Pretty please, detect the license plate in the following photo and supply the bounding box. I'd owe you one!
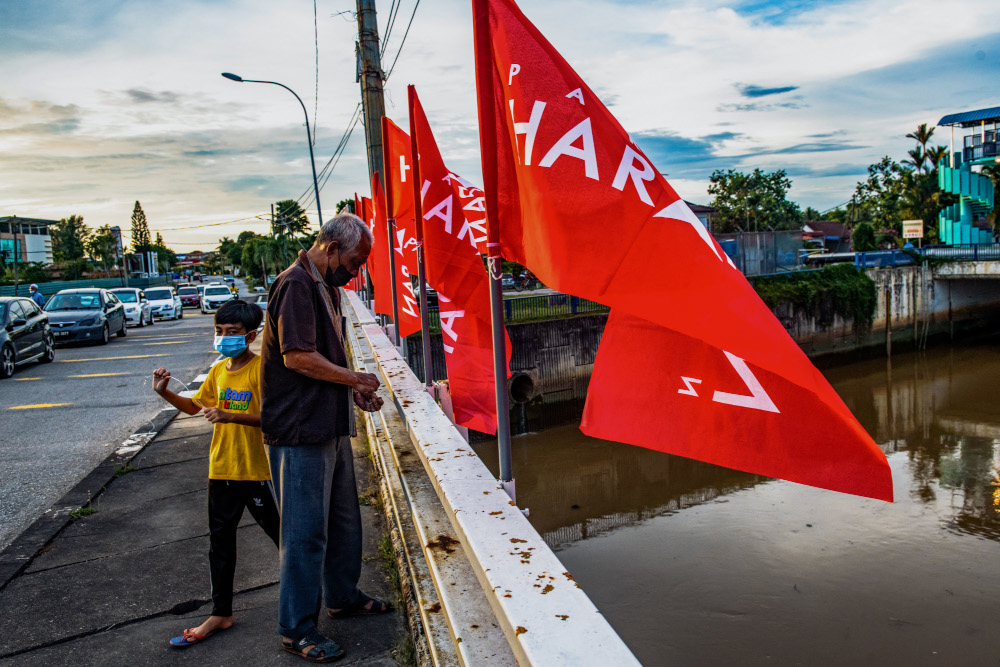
[54,331,69,338]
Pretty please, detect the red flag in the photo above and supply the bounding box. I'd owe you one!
[381,117,423,337]
[472,0,892,500]
[409,86,512,434]
[354,193,362,218]
[369,173,394,316]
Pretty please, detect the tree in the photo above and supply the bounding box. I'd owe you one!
[335,198,355,214]
[147,234,177,272]
[218,236,243,270]
[273,200,311,237]
[51,214,90,262]
[131,201,151,253]
[853,157,908,233]
[707,168,801,233]
[241,236,265,280]
[851,222,877,252]
[86,225,120,278]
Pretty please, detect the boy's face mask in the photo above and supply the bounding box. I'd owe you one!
[214,334,248,358]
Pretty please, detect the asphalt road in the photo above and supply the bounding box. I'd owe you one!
[0,307,219,551]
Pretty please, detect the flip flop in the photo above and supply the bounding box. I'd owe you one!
[169,626,225,647]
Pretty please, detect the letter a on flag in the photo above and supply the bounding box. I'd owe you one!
[472,0,892,500]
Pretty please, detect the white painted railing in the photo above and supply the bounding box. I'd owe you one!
[343,291,640,666]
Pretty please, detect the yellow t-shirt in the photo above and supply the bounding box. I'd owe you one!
[192,355,270,481]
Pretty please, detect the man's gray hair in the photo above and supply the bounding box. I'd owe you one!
[316,213,373,253]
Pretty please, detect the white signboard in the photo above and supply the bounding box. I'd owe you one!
[902,220,923,239]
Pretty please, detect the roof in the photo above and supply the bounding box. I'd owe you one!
[938,106,1000,128]
[0,216,60,226]
[801,220,850,239]
[684,200,716,213]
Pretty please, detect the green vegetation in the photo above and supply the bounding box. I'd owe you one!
[378,531,401,596]
[113,464,135,477]
[851,222,877,252]
[752,264,877,332]
[708,168,801,233]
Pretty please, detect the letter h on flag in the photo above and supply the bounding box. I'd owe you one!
[472,0,892,500]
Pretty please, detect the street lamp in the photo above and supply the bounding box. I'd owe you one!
[221,72,323,227]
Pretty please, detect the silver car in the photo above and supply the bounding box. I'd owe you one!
[109,288,154,327]
[144,286,183,321]
[201,284,235,314]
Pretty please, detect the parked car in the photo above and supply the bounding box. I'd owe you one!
[176,285,200,309]
[109,288,154,327]
[201,284,236,314]
[501,273,515,290]
[44,288,127,345]
[145,286,183,320]
[0,296,55,378]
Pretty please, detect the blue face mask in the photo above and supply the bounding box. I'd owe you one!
[214,334,248,358]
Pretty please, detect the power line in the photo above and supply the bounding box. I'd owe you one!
[312,0,319,147]
[384,0,420,82]
[152,215,269,232]
[296,103,363,212]
[380,0,401,58]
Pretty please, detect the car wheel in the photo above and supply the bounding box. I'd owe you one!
[117,320,127,337]
[178,309,184,319]
[138,313,146,328]
[99,324,110,345]
[149,312,155,326]
[39,333,55,363]
[0,344,14,379]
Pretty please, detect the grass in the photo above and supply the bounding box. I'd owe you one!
[393,635,417,667]
[69,504,97,521]
[358,485,382,509]
[113,464,135,477]
[378,531,401,596]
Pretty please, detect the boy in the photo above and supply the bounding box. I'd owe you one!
[152,299,279,648]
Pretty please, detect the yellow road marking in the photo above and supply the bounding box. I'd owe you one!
[143,341,189,346]
[58,354,170,363]
[68,372,133,378]
[9,403,72,410]
[13,377,41,381]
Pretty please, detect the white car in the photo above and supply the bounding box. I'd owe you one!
[109,288,154,327]
[201,284,236,314]
[145,286,183,320]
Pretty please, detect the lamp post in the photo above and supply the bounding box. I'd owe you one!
[221,73,323,227]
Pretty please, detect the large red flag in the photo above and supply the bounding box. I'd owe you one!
[472,0,891,500]
[409,86,512,434]
[382,117,423,337]
[369,173,394,317]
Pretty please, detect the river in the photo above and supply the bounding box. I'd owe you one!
[472,337,1000,665]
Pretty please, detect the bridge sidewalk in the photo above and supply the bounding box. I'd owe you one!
[0,403,408,665]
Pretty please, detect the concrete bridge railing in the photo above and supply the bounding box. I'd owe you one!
[341,290,639,667]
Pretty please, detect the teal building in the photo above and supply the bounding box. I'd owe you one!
[937,107,998,245]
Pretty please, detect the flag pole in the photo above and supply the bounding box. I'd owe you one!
[487,250,515,499]
[408,86,434,387]
[381,117,402,348]
[471,3,515,499]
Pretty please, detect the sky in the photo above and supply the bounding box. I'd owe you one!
[1,0,999,250]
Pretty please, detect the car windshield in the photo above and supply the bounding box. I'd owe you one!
[111,291,137,302]
[46,293,101,310]
[145,289,173,301]
[205,287,230,296]
[177,287,198,295]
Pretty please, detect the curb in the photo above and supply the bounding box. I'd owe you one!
[0,367,215,592]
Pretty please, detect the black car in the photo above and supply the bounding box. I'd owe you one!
[44,288,127,345]
[0,296,55,379]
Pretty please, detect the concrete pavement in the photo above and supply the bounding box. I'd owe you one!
[0,376,410,665]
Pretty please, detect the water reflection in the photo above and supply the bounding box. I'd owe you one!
[473,338,1000,664]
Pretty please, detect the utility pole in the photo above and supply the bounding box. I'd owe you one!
[12,216,20,297]
[356,0,386,188]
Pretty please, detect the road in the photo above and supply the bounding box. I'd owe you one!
[0,307,218,551]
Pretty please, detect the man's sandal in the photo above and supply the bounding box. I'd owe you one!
[326,591,393,619]
[282,629,345,663]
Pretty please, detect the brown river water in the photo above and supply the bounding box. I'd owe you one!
[472,338,1000,665]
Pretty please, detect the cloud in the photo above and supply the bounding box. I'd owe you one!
[123,89,181,104]
[0,98,82,136]
[717,101,806,112]
[736,83,799,98]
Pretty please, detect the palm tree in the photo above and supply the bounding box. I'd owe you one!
[903,146,926,174]
[273,200,311,237]
[925,145,950,171]
[906,123,935,152]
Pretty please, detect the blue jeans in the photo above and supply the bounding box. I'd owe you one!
[267,437,362,639]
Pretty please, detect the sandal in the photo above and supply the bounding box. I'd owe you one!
[282,629,345,663]
[170,627,223,647]
[326,591,393,619]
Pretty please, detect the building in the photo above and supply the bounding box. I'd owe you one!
[936,106,998,245]
[686,201,716,231]
[0,216,56,265]
[802,220,851,253]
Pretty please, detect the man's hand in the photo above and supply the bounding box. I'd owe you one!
[352,371,380,395]
[152,368,171,395]
[354,391,383,412]
[203,407,230,424]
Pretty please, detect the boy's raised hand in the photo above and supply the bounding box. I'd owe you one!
[152,368,172,395]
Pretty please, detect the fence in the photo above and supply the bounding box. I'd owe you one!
[713,230,802,277]
[0,276,171,298]
[922,243,1000,261]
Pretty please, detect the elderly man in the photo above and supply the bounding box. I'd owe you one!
[261,213,388,663]
[29,284,45,307]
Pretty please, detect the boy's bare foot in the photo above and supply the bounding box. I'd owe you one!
[192,615,233,637]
